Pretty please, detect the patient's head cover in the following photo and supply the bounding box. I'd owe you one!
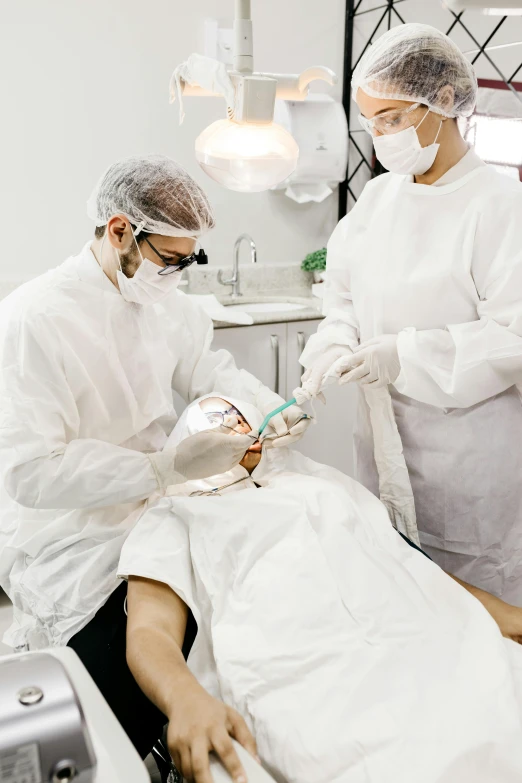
[169,394,263,444]
[165,394,266,495]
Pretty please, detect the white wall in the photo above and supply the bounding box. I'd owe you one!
[3,1,521,279]
[0,0,345,279]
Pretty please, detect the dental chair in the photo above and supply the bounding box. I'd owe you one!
[154,737,277,783]
[210,745,276,783]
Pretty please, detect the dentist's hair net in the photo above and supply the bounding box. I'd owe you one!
[167,394,263,449]
[352,23,477,118]
[87,154,216,238]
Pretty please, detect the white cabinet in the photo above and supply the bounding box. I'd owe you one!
[212,320,356,476]
[212,323,287,395]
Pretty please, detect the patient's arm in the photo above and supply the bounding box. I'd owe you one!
[449,575,522,644]
[126,576,258,783]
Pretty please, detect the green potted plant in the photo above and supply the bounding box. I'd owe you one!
[301,248,327,284]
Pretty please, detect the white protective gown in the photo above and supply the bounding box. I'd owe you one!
[0,243,263,649]
[300,150,522,603]
[119,397,522,783]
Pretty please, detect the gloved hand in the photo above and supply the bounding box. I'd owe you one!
[329,335,400,389]
[149,429,254,488]
[255,387,311,448]
[300,344,354,398]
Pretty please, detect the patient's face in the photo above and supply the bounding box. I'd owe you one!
[199,397,262,473]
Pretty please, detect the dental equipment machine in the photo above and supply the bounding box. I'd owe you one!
[0,647,276,783]
[0,647,149,783]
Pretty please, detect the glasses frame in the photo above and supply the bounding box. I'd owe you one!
[204,406,243,427]
[141,236,207,276]
[203,406,260,440]
[358,102,422,136]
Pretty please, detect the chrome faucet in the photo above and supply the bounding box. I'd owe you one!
[218,234,257,298]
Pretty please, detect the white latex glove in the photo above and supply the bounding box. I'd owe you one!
[148,429,254,488]
[255,387,312,448]
[329,335,400,389]
[300,344,354,398]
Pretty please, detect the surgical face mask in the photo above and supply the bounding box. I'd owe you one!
[372,109,443,176]
[116,235,183,306]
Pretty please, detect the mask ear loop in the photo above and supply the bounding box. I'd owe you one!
[415,109,443,146]
[414,107,431,132]
[131,220,146,268]
[116,243,123,274]
[433,118,443,145]
[99,220,147,276]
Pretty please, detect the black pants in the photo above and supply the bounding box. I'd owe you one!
[68,581,197,759]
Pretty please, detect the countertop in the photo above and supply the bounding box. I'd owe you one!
[184,263,324,328]
[212,294,324,328]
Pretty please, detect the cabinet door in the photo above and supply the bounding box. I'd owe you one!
[286,320,357,476]
[212,323,288,396]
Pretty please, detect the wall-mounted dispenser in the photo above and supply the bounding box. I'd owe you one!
[271,95,348,203]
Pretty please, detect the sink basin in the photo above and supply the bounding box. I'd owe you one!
[225,301,308,314]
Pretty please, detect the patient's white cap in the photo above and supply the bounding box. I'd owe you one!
[167,393,264,449]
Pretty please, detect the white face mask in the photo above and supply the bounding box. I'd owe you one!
[372,109,443,176]
[115,235,183,306]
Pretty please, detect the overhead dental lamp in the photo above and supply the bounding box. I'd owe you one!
[170,0,337,192]
[442,0,522,13]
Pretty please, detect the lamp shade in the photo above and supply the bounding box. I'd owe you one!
[195,119,299,192]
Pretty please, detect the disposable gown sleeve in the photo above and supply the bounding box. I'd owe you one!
[0,315,159,510]
[299,215,361,368]
[395,191,522,408]
[171,293,264,403]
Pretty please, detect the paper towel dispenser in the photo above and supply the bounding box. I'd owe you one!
[272,94,348,203]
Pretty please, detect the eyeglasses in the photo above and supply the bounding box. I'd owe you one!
[142,236,208,276]
[204,406,244,429]
[204,406,259,439]
[358,102,422,136]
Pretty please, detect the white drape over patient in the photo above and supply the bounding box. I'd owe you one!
[120,396,522,783]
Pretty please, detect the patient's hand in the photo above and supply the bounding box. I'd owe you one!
[167,681,258,783]
[450,574,522,644]
[126,576,259,782]
[488,602,522,645]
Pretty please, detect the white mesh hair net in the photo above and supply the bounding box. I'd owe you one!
[87,154,216,238]
[352,23,477,119]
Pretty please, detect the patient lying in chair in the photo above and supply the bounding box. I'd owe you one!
[119,394,522,783]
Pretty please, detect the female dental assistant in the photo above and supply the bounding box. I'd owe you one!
[301,23,522,603]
